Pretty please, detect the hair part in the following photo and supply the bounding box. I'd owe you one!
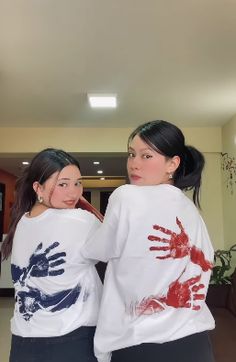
[128,120,205,207]
[1,148,80,260]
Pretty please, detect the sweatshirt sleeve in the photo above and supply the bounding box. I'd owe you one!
[81,187,126,262]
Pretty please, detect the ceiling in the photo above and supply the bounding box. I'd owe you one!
[1,1,236,177]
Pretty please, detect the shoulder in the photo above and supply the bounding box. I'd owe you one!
[49,208,101,225]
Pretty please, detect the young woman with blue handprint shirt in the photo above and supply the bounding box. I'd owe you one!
[1,148,103,362]
[82,121,215,362]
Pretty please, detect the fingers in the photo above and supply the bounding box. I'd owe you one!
[49,269,64,276]
[47,252,66,261]
[193,293,205,301]
[153,224,173,236]
[49,258,66,268]
[148,235,170,243]
[155,254,171,260]
[149,246,170,251]
[192,283,204,292]
[34,242,43,253]
[44,242,60,254]
[176,217,184,232]
[185,275,201,286]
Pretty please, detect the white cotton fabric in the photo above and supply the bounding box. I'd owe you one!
[82,184,215,362]
[11,208,102,337]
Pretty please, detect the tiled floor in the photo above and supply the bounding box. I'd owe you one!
[0,297,14,362]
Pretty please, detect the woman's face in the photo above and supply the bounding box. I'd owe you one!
[127,135,178,186]
[38,165,83,208]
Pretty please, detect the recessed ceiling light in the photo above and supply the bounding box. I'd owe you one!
[22,161,29,165]
[88,94,117,108]
[97,170,103,174]
[93,161,100,165]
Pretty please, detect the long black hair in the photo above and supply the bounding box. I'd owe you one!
[1,148,80,260]
[128,120,205,207]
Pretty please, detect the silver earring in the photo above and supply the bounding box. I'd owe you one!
[37,195,43,204]
[169,173,173,180]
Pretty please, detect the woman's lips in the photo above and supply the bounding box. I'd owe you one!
[130,175,142,181]
[64,200,76,207]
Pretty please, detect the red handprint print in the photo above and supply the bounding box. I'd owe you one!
[164,275,205,311]
[132,275,205,316]
[148,217,190,259]
[134,296,165,316]
[190,246,213,272]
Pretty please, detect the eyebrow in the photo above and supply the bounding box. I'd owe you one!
[57,177,82,181]
[128,146,153,152]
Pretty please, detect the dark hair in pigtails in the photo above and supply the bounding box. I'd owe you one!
[1,148,80,260]
[128,120,205,208]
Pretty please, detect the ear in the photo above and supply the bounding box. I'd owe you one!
[32,181,41,195]
[168,155,180,173]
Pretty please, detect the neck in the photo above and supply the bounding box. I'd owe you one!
[28,202,49,217]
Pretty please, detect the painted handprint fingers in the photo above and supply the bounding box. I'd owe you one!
[149,245,172,259]
[192,283,204,292]
[47,252,66,262]
[192,305,201,311]
[49,258,66,268]
[193,293,205,301]
[49,268,64,276]
[152,224,174,236]
[176,217,184,232]
[149,246,170,251]
[184,275,201,287]
[34,242,43,253]
[148,235,170,243]
[154,254,171,260]
[44,241,60,254]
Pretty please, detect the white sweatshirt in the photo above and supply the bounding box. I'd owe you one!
[82,184,215,362]
[11,208,102,337]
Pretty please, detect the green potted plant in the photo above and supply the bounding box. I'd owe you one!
[206,243,236,307]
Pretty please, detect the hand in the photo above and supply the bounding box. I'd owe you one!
[28,242,66,277]
[165,275,205,310]
[148,217,190,259]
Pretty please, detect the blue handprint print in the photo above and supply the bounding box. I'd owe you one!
[11,242,66,285]
[28,241,66,277]
[12,242,86,321]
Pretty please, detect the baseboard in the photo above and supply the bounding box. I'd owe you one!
[0,288,14,297]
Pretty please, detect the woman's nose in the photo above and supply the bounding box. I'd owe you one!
[68,185,82,197]
[129,157,140,170]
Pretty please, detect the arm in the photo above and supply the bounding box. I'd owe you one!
[77,196,104,222]
[81,189,124,262]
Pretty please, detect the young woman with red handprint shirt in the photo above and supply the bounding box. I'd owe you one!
[82,120,215,362]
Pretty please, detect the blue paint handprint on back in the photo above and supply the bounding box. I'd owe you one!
[12,242,86,321]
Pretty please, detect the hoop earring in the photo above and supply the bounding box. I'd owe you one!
[37,195,44,204]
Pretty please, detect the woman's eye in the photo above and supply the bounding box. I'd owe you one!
[58,183,67,187]
[75,181,82,186]
[128,152,135,158]
[143,154,152,159]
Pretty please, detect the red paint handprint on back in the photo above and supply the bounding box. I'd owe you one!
[164,275,205,311]
[148,217,213,271]
[132,275,205,316]
[148,217,190,259]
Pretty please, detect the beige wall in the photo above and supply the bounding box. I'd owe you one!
[222,117,236,267]
[0,126,223,250]
[0,126,221,153]
[201,153,224,249]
